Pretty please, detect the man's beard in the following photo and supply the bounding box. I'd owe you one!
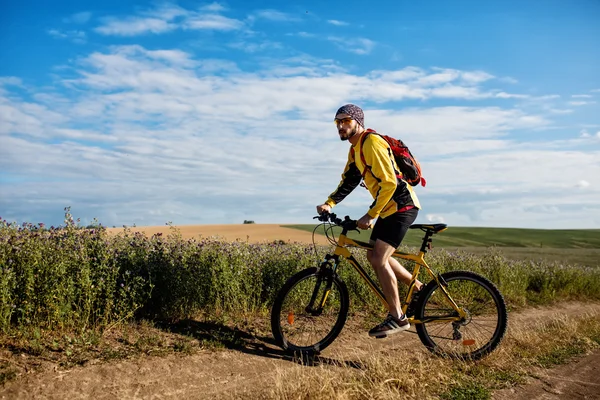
[339,126,358,141]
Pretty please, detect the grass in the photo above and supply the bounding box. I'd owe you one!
[264,309,600,400]
[0,317,231,385]
[433,247,600,268]
[4,306,598,396]
[2,209,600,393]
[284,224,600,267]
[283,223,600,248]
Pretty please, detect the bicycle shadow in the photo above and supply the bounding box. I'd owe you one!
[155,319,366,370]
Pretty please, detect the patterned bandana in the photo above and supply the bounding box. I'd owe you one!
[335,104,364,128]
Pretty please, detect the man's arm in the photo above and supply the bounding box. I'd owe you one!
[323,152,362,208]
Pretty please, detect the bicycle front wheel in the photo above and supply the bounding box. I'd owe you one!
[270,267,349,354]
[415,270,507,360]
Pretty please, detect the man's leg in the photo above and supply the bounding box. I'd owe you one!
[368,248,423,291]
[366,209,419,337]
[368,239,403,319]
[388,257,423,291]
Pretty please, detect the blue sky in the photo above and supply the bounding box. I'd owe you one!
[1,0,599,229]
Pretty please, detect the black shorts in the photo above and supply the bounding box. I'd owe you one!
[370,208,419,248]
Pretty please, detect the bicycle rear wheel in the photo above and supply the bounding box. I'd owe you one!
[415,270,507,360]
[270,267,349,354]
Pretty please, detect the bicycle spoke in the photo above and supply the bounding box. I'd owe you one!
[416,271,507,359]
[276,273,345,349]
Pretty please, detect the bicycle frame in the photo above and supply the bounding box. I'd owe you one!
[324,230,467,324]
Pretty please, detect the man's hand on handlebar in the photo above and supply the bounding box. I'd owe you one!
[315,204,372,230]
[316,204,331,215]
[357,213,375,230]
[313,210,360,233]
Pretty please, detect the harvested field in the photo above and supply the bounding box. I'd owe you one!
[106,224,331,245]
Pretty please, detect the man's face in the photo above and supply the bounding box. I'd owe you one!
[335,113,358,141]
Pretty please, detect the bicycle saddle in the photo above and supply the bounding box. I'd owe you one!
[409,223,448,233]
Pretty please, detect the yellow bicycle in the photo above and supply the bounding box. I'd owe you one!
[270,212,508,360]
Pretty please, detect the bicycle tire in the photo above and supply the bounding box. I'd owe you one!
[270,267,349,355]
[415,270,507,360]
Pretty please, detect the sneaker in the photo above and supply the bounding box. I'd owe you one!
[368,313,410,338]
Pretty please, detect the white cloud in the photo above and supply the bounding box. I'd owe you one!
[95,3,243,35]
[200,2,227,12]
[413,69,461,86]
[251,9,299,22]
[499,76,518,84]
[328,37,376,55]
[0,77,22,86]
[369,67,425,82]
[288,31,316,38]
[569,100,596,106]
[327,20,349,26]
[494,92,529,99]
[94,4,301,37]
[146,3,190,20]
[140,48,197,66]
[532,94,561,101]
[2,45,598,229]
[63,11,92,24]
[419,148,600,228]
[367,107,549,143]
[184,14,244,30]
[549,108,573,114]
[459,71,495,85]
[48,29,87,43]
[409,68,494,88]
[578,129,600,140]
[577,180,590,188]
[229,40,283,53]
[65,47,535,108]
[426,214,445,223]
[96,17,177,36]
[428,85,485,99]
[572,94,593,98]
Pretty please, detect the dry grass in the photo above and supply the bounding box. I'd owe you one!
[265,309,600,400]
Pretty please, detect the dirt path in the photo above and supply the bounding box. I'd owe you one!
[493,349,600,400]
[2,302,600,399]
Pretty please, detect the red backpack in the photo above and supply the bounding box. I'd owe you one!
[353,129,426,187]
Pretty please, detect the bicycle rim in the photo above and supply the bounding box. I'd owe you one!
[416,271,507,360]
[273,270,348,353]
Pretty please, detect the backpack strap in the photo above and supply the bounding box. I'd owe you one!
[357,129,401,179]
[357,129,375,178]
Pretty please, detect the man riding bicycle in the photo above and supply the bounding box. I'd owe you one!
[316,104,423,338]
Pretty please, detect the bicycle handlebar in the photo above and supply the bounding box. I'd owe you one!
[313,211,359,232]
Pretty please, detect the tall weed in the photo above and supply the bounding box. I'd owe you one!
[1,210,599,333]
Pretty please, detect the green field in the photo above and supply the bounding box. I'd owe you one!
[283,224,600,267]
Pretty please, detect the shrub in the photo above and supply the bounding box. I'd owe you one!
[1,210,599,333]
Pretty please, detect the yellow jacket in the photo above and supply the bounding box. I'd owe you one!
[325,130,421,219]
